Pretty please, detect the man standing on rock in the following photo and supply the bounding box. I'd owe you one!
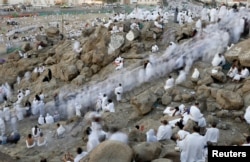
[114,83,123,102]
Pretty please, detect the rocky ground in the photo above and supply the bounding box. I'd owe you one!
[0,10,250,162]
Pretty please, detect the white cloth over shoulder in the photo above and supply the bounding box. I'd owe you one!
[57,125,66,137]
[45,113,54,124]
[74,152,88,162]
[189,105,202,122]
[104,102,115,112]
[211,54,226,67]
[38,115,45,125]
[156,124,172,141]
[191,68,199,79]
[177,132,206,162]
[114,86,123,101]
[146,129,157,142]
[177,130,190,140]
[163,107,179,116]
[164,78,174,90]
[205,127,219,143]
[244,106,250,124]
[87,131,100,152]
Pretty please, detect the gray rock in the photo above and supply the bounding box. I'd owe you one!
[216,89,244,110]
[216,110,229,118]
[133,142,162,162]
[161,93,172,106]
[83,140,133,162]
[130,90,157,115]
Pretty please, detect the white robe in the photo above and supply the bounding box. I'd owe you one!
[32,127,41,138]
[38,115,45,125]
[198,117,206,127]
[146,129,157,142]
[74,152,88,162]
[0,118,5,136]
[10,115,17,132]
[87,131,100,152]
[14,104,24,121]
[3,107,11,122]
[104,102,115,112]
[156,124,172,141]
[177,133,206,162]
[164,78,174,90]
[38,101,45,116]
[189,105,202,122]
[39,93,45,101]
[115,62,123,70]
[205,127,219,143]
[241,68,249,79]
[177,130,190,140]
[227,67,238,78]
[32,99,39,115]
[45,114,54,124]
[25,89,30,96]
[211,54,226,67]
[244,106,250,124]
[191,68,199,79]
[163,107,180,116]
[101,96,108,110]
[114,86,123,101]
[75,103,82,117]
[108,132,128,144]
[57,125,66,137]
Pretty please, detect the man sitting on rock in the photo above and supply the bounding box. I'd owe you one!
[56,123,66,139]
[156,120,172,141]
[183,102,203,132]
[26,134,36,148]
[164,75,174,90]
[205,122,219,145]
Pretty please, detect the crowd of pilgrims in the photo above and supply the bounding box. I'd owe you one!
[0,2,250,162]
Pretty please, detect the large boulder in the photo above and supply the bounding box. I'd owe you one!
[21,42,32,52]
[133,142,162,162]
[216,89,244,110]
[196,85,211,100]
[161,93,172,106]
[60,64,79,81]
[210,69,227,83]
[45,27,59,37]
[108,34,125,54]
[240,79,250,94]
[225,38,250,66]
[82,140,133,162]
[130,90,157,115]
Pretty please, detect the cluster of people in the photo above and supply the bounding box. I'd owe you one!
[26,125,47,148]
[95,83,123,113]
[227,60,249,82]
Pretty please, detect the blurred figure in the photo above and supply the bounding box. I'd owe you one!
[74,147,88,162]
[146,129,157,142]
